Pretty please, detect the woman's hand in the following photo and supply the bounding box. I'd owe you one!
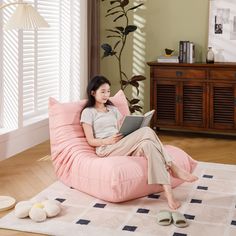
[103,133,123,145]
[82,123,123,147]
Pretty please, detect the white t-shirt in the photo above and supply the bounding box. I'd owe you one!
[80,105,122,139]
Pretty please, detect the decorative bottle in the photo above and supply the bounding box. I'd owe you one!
[206,47,214,63]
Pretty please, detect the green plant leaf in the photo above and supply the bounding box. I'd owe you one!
[129,106,135,113]
[121,80,128,85]
[106,10,123,17]
[131,75,146,82]
[115,27,124,35]
[110,0,120,5]
[113,14,125,22]
[102,51,116,59]
[131,105,142,112]
[127,3,144,12]
[107,35,121,38]
[101,43,115,58]
[124,25,137,35]
[107,5,121,13]
[130,98,140,104]
[120,0,129,8]
[130,80,139,87]
[102,51,110,58]
[116,26,124,32]
[101,43,112,53]
[106,29,121,35]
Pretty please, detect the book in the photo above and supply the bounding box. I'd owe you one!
[189,42,195,63]
[179,41,184,63]
[186,41,190,63]
[182,41,189,63]
[157,55,179,63]
[179,40,195,63]
[119,110,155,136]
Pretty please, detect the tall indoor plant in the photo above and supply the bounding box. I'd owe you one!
[101,0,145,113]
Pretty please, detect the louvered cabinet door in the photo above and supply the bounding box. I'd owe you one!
[180,82,207,128]
[209,83,236,129]
[148,62,236,133]
[154,80,179,126]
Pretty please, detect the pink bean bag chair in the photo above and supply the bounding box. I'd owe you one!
[48,90,197,202]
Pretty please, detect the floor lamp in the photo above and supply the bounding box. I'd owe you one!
[0,0,49,30]
[0,0,49,212]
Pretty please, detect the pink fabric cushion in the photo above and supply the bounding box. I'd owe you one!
[48,90,197,202]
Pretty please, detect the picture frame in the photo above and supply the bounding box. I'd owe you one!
[208,0,236,62]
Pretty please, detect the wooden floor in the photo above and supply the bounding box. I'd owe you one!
[0,131,235,235]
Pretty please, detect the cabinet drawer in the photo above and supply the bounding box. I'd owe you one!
[209,70,236,80]
[152,68,206,79]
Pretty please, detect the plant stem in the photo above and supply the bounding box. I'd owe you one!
[118,9,129,90]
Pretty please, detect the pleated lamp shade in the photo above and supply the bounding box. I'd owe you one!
[4,4,49,30]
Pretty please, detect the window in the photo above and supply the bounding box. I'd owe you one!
[0,0,87,132]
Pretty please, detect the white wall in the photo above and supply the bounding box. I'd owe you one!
[0,119,49,160]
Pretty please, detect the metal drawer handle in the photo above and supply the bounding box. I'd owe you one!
[176,71,183,76]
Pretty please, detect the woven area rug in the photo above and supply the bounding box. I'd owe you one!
[0,161,236,236]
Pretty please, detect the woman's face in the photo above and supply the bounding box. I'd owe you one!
[92,83,110,104]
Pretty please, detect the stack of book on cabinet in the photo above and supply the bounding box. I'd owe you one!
[157,55,179,63]
[179,41,195,63]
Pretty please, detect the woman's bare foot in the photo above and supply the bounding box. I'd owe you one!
[163,184,181,210]
[170,163,198,182]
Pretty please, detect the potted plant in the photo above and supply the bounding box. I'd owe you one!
[101,0,146,113]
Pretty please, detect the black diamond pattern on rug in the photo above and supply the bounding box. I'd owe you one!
[190,199,202,204]
[173,233,187,236]
[93,203,106,208]
[76,219,90,225]
[202,174,213,178]
[184,214,195,220]
[197,186,208,190]
[231,220,236,226]
[122,225,137,232]
[147,194,160,199]
[55,198,66,203]
[137,208,150,214]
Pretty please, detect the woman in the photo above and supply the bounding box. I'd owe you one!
[80,75,198,210]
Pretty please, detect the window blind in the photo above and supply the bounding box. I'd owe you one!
[23,0,60,119]
[0,0,86,131]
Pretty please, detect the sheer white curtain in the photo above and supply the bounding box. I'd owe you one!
[0,0,88,159]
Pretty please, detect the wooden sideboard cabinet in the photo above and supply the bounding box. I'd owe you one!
[147,62,236,134]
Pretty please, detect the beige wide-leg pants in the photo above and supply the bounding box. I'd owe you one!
[96,127,173,185]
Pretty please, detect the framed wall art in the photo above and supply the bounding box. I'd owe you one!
[208,0,236,62]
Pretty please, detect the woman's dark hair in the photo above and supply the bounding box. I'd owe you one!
[84,75,114,108]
